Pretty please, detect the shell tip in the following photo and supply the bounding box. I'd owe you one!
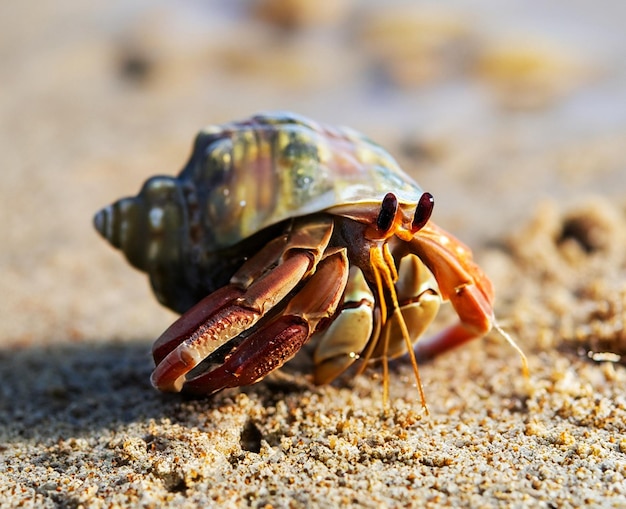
[93,206,110,240]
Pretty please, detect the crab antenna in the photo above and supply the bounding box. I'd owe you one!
[394,308,429,413]
[369,252,390,407]
[493,321,530,379]
[368,245,429,413]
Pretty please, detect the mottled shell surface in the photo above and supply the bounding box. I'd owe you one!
[95,112,424,313]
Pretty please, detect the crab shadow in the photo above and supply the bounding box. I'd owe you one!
[0,340,211,441]
[0,339,322,442]
[0,340,152,440]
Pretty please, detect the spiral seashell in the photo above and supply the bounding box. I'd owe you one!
[94,112,422,313]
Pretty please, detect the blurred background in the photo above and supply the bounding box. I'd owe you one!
[1,0,625,347]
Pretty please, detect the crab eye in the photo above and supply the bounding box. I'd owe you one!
[377,193,399,232]
[412,192,434,231]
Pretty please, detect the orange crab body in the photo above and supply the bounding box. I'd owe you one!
[94,112,506,405]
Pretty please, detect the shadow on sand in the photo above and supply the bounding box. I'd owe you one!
[0,338,321,442]
[0,339,177,441]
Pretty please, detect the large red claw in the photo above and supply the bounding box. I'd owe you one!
[182,250,349,395]
[150,285,258,393]
[151,251,314,392]
[152,249,349,395]
[183,317,310,395]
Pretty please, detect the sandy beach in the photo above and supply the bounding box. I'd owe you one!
[2,1,625,507]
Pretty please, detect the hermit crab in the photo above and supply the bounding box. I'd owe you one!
[94,112,525,406]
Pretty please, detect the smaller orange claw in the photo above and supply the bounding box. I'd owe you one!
[410,222,528,374]
[410,222,494,336]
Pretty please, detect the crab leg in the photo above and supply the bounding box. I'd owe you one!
[183,249,349,395]
[312,266,376,385]
[151,218,334,392]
